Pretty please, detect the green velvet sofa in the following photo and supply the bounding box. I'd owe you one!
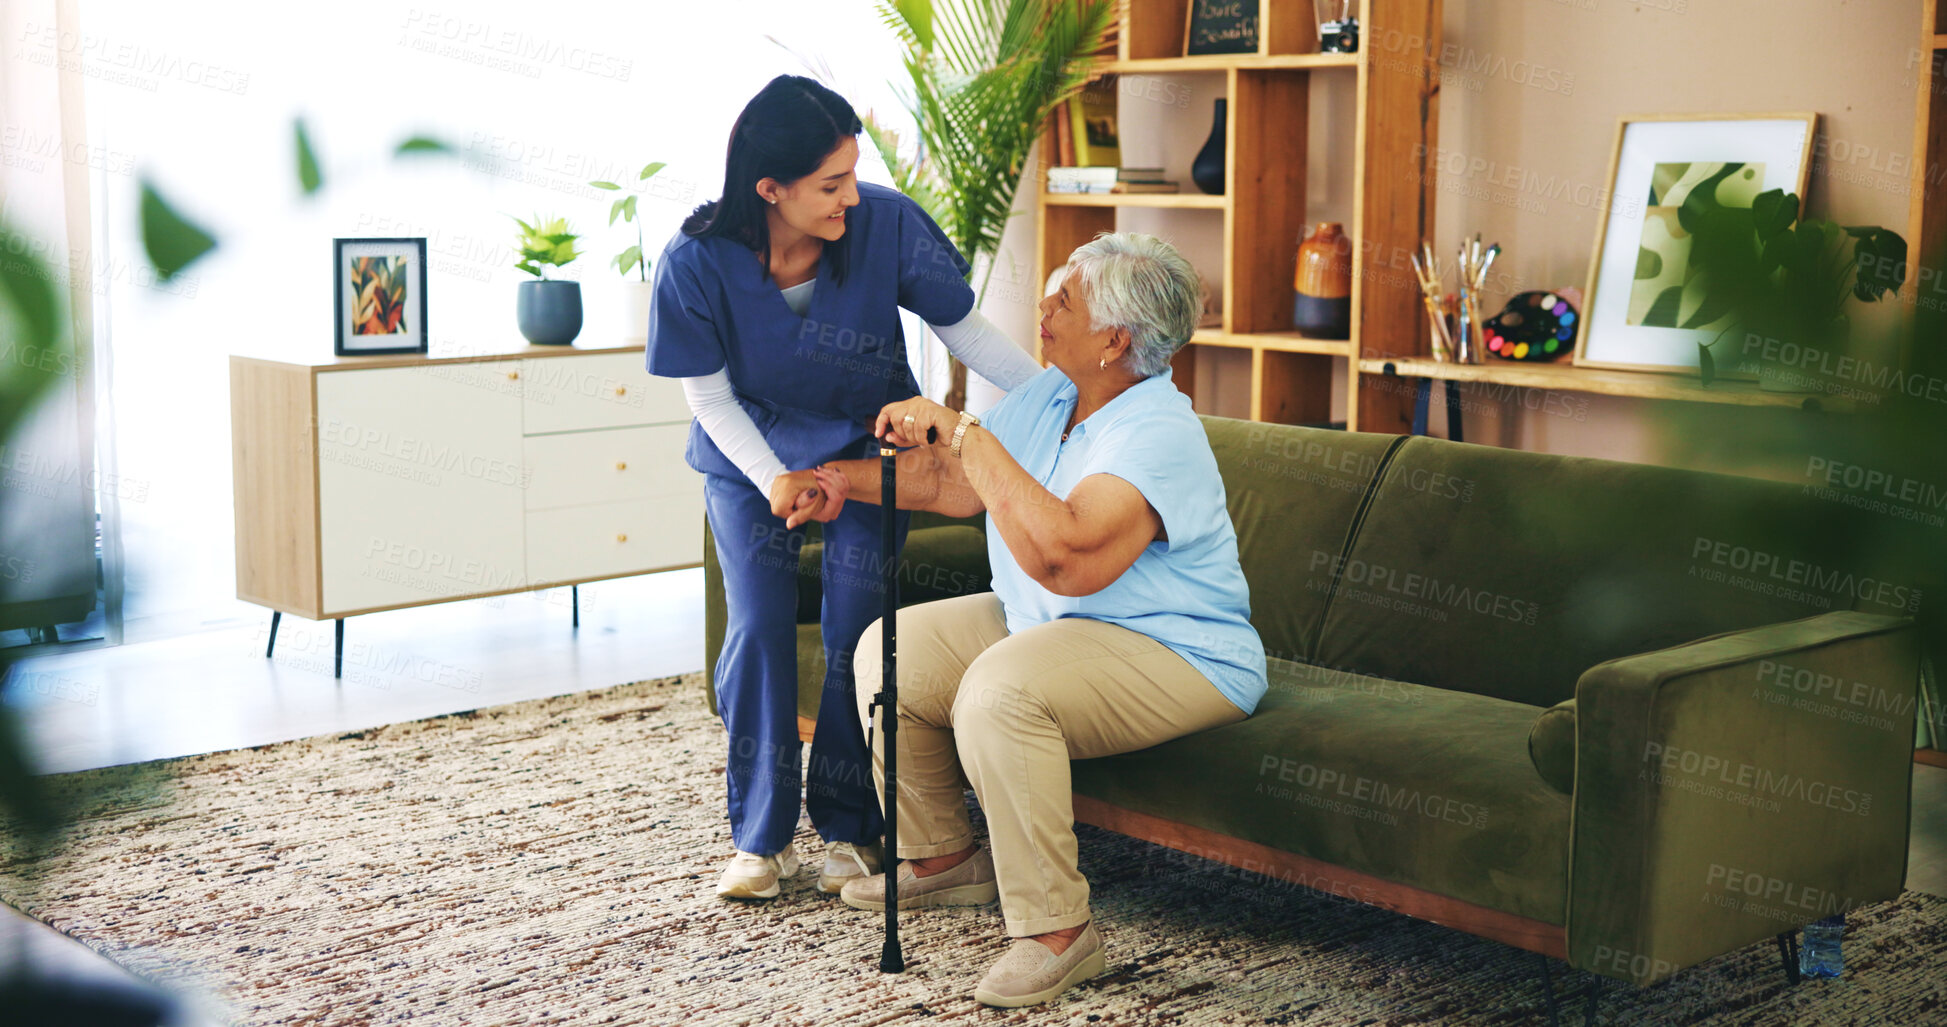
[701,417,1925,986]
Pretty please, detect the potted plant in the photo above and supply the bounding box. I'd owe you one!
[871,0,1115,410]
[1684,187,1905,391]
[511,214,584,345]
[590,162,667,340]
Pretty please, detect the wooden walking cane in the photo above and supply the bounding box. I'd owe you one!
[876,438,904,973]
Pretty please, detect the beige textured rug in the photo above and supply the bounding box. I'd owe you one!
[3,673,1945,1026]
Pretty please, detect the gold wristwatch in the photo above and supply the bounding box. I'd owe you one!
[949,409,980,458]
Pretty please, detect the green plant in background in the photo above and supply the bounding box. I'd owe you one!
[590,162,668,281]
[876,0,1116,410]
[1682,186,1906,385]
[511,215,582,279]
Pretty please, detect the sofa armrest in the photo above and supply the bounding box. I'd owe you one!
[1566,610,1919,984]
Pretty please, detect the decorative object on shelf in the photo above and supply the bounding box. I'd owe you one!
[1069,74,1121,166]
[1676,186,1905,391]
[1452,234,1499,364]
[1574,113,1817,374]
[1291,221,1351,338]
[1113,166,1179,193]
[1409,241,1455,362]
[1484,291,1577,362]
[590,161,669,341]
[1046,166,1179,194]
[511,214,584,346]
[1191,98,1227,195]
[1186,0,1259,55]
[333,237,428,356]
[1318,0,1359,53]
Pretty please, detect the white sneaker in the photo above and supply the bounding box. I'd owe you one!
[818,841,883,895]
[716,843,801,901]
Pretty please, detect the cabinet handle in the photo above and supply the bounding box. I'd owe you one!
[616,533,628,543]
[507,370,519,380]
[615,461,627,471]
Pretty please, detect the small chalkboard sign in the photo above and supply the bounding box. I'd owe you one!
[1185,0,1259,56]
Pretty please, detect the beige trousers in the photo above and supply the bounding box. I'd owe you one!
[854,591,1246,937]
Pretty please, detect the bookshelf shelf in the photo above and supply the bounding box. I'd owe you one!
[1356,357,1854,412]
[1041,191,1226,209]
[1098,52,1360,74]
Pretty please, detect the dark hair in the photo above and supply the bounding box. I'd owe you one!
[683,74,863,283]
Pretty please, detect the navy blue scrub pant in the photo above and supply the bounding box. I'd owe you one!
[704,471,913,856]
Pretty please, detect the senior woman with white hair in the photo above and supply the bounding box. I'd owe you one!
[789,231,1267,1007]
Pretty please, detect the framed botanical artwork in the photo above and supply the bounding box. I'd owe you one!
[1574,113,1817,374]
[334,237,427,356]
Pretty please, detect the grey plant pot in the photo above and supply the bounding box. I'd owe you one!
[517,279,584,345]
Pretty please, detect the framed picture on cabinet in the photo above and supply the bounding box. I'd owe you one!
[1574,113,1816,374]
[334,237,428,356]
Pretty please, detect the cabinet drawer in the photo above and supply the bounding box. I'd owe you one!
[525,493,703,585]
[522,424,692,511]
[521,352,687,434]
[316,365,527,612]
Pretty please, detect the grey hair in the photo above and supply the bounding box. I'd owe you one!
[1064,232,1205,378]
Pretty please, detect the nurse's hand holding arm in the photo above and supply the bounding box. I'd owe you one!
[678,370,841,524]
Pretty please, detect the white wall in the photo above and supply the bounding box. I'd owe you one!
[62,0,915,643]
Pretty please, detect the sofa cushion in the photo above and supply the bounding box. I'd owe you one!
[795,525,990,623]
[1528,699,1576,795]
[1313,436,1916,709]
[1070,657,1571,924]
[1198,417,1403,665]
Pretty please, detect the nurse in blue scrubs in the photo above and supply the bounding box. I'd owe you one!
[645,75,1040,901]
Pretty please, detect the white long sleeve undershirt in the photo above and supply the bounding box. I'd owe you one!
[677,305,1040,498]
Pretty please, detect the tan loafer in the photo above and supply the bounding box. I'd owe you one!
[838,847,998,911]
[973,922,1106,1008]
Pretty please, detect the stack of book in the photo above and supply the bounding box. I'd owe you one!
[1047,166,1181,194]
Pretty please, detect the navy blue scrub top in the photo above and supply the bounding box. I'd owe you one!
[644,181,976,479]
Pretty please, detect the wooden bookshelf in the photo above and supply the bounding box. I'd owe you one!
[1034,0,1441,430]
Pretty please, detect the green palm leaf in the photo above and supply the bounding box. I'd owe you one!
[881,0,1112,320]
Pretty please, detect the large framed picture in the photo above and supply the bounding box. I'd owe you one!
[334,237,428,356]
[1574,113,1816,374]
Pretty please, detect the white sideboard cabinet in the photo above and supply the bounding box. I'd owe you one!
[230,343,700,675]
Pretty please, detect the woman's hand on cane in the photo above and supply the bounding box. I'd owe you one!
[875,397,957,448]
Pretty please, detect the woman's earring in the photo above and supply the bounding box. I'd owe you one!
[1098,358,1106,369]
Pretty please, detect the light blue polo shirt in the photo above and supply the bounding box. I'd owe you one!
[976,365,1269,715]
